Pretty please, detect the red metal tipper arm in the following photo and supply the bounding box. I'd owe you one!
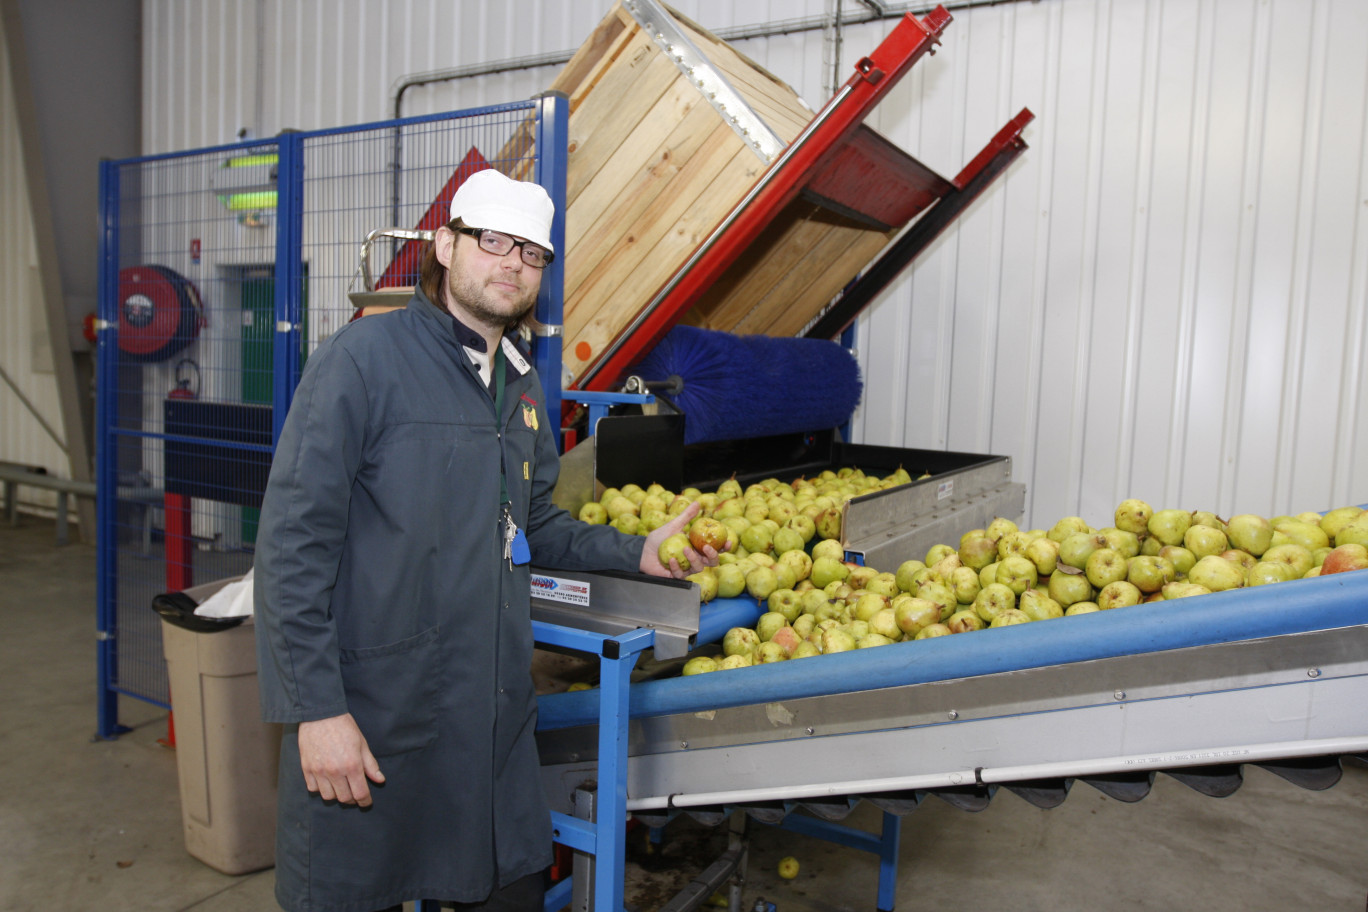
[576,6,958,392]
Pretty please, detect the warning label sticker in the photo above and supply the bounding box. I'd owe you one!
[531,574,591,608]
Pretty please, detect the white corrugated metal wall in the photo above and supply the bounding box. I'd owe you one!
[138,0,1368,529]
[0,11,67,510]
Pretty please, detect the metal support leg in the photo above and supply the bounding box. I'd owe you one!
[571,785,598,912]
[536,621,656,912]
[593,630,647,912]
[876,811,901,912]
[727,811,748,912]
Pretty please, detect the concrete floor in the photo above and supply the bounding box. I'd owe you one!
[2,513,1367,912]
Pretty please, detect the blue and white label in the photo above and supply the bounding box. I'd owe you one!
[937,479,954,501]
[531,574,591,607]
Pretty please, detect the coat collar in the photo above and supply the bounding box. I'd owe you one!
[408,288,532,388]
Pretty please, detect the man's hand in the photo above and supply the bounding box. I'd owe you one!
[297,713,385,807]
[640,501,724,578]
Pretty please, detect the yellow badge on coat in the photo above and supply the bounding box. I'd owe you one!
[521,402,538,430]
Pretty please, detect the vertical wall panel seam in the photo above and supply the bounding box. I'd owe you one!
[1168,0,1216,507]
[230,1,240,139]
[143,0,155,150]
[1332,10,1368,503]
[983,2,1016,453]
[1072,0,1106,508]
[1277,0,1330,508]
[1219,0,1271,514]
[273,0,284,135]
[1083,0,1116,503]
[940,11,970,449]
[1022,0,1063,521]
[1124,0,1161,501]
[179,0,190,150]
[211,0,222,144]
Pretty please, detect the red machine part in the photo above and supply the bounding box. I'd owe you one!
[574,5,1031,392]
[375,147,490,290]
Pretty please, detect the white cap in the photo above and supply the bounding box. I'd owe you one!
[449,169,555,253]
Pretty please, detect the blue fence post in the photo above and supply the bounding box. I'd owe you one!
[533,91,569,451]
[95,158,125,740]
[274,131,305,438]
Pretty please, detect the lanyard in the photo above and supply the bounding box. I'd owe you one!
[492,341,528,569]
[493,340,509,507]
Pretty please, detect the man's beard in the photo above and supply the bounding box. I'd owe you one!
[446,267,537,330]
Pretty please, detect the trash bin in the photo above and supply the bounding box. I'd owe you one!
[155,577,281,875]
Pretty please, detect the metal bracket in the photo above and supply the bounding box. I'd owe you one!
[524,314,563,338]
[622,0,784,162]
[855,57,885,85]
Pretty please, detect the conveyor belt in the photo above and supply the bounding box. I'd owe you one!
[536,570,1368,820]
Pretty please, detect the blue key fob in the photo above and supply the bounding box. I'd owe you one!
[510,527,531,565]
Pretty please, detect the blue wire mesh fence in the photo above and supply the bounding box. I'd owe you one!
[97,101,550,733]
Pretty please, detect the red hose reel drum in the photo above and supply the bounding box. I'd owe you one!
[118,265,204,362]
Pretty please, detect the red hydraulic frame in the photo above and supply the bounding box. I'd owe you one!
[573,4,1034,392]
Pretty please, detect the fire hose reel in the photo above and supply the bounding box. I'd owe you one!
[117,265,204,362]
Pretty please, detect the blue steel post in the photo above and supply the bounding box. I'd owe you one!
[877,811,901,911]
[533,92,569,450]
[95,159,124,739]
[534,620,655,910]
[595,626,654,912]
[273,133,305,438]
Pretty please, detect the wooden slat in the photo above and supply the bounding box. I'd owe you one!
[563,141,763,379]
[565,95,730,298]
[563,128,753,360]
[547,4,637,109]
[563,34,680,211]
[760,231,892,337]
[687,201,896,338]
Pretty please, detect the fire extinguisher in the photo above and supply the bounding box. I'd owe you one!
[168,358,200,400]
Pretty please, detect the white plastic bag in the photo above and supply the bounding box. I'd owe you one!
[192,567,255,619]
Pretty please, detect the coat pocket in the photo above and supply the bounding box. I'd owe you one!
[338,626,441,757]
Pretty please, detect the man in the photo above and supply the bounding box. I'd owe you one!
[254,168,716,912]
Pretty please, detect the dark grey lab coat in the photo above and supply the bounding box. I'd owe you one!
[254,290,642,911]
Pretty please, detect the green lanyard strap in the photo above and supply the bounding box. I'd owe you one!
[493,341,510,508]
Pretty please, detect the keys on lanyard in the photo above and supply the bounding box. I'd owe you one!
[502,504,530,571]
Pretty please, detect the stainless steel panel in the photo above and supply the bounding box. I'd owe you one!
[530,568,700,660]
[849,480,1027,569]
[841,455,1025,567]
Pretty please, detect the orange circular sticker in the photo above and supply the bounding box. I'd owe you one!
[575,341,592,362]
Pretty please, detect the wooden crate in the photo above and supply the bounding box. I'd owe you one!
[538,1,898,383]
